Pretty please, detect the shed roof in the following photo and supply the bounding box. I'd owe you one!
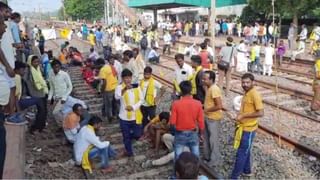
[128,0,247,9]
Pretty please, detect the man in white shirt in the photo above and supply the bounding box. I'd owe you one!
[88,47,99,61]
[74,116,117,174]
[148,46,160,64]
[268,23,274,43]
[290,24,307,61]
[140,66,165,128]
[48,60,73,103]
[298,24,308,49]
[0,5,16,116]
[236,40,249,73]
[123,50,139,86]
[163,30,172,55]
[115,69,143,157]
[263,43,274,76]
[114,32,122,54]
[287,23,296,51]
[48,60,78,124]
[173,53,193,99]
[0,9,14,178]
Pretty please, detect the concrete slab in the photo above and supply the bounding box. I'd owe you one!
[3,124,26,179]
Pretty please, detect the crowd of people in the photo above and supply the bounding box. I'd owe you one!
[1,1,320,179]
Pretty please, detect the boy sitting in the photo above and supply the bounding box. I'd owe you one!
[143,111,170,151]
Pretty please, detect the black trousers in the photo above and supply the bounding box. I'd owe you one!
[140,105,156,128]
[163,44,171,54]
[0,112,6,178]
[30,97,47,132]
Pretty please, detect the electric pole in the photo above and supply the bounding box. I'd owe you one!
[210,0,216,49]
[104,0,107,24]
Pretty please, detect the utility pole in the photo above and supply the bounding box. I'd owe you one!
[38,4,42,23]
[104,0,107,24]
[210,0,216,49]
[62,0,66,21]
[106,0,109,25]
[112,0,115,25]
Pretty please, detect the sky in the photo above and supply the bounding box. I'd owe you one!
[8,0,62,12]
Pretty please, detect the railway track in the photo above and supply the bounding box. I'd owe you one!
[150,47,318,123]
[45,38,220,179]
[22,20,319,179]
[65,34,320,157]
[160,40,313,81]
[147,58,320,160]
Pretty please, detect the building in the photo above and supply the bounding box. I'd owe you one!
[128,0,247,24]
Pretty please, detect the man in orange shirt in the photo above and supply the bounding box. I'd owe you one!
[230,73,264,179]
[170,80,204,160]
[63,103,88,143]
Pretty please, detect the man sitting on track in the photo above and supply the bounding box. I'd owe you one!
[142,111,170,150]
[74,116,117,174]
[48,60,89,125]
[63,103,89,143]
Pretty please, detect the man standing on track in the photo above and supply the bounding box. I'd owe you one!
[217,37,236,97]
[173,53,193,100]
[48,60,73,124]
[99,55,119,123]
[139,66,165,128]
[230,73,264,179]
[0,3,16,118]
[170,80,204,160]
[115,69,143,157]
[190,55,205,104]
[0,12,15,179]
[202,71,223,168]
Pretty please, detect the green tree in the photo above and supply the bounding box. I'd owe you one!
[64,0,104,21]
[246,0,320,25]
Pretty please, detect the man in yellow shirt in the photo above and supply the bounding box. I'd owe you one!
[202,70,223,167]
[231,73,264,179]
[88,30,96,48]
[99,56,118,122]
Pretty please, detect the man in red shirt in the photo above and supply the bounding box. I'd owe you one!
[170,80,204,159]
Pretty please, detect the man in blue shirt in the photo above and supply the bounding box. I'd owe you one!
[82,23,88,40]
[95,28,103,48]
[11,12,25,63]
[10,12,21,44]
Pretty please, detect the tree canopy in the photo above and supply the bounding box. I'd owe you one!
[243,0,320,24]
[64,0,104,21]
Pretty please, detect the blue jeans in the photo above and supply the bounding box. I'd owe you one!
[140,105,156,128]
[253,57,262,74]
[119,119,142,156]
[89,146,117,169]
[174,130,200,160]
[231,131,256,179]
[19,97,47,131]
